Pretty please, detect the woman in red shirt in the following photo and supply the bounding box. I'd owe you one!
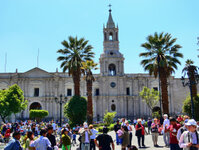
[135,119,146,148]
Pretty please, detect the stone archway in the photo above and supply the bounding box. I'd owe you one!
[29,102,42,110]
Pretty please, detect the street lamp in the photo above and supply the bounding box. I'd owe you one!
[55,94,67,127]
[181,73,199,119]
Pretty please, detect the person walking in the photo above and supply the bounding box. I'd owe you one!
[120,126,130,150]
[177,119,188,141]
[4,131,23,150]
[126,121,133,147]
[61,128,71,150]
[89,124,98,150]
[163,114,170,147]
[47,126,57,150]
[80,124,92,150]
[4,127,11,143]
[167,117,181,150]
[94,127,115,150]
[147,118,152,134]
[121,118,126,126]
[135,119,146,148]
[30,129,52,150]
[114,120,121,145]
[179,119,199,150]
[151,118,160,147]
[25,131,35,150]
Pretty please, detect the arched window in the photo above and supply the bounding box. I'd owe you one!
[109,64,116,76]
[29,102,42,110]
[109,32,113,41]
[111,104,116,111]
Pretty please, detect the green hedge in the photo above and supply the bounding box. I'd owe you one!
[29,110,49,119]
[97,123,115,133]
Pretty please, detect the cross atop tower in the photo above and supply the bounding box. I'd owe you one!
[108,4,112,12]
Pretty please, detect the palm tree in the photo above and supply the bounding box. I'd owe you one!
[182,59,199,97]
[81,60,98,124]
[139,32,183,114]
[57,36,95,96]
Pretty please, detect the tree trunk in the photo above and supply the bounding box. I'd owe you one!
[87,80,93,125]
[73,69,81,96]
[160,70,169,115]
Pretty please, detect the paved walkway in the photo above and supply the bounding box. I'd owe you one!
[72,130,170,150]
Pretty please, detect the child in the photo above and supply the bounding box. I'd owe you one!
[72,130,76,146]
[117,128,124,144]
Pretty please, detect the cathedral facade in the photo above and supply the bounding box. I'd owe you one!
[0,10,192,121]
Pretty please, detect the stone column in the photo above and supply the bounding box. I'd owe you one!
[93,98,97,119]
[137,78,141,117]
[117,61,120,75]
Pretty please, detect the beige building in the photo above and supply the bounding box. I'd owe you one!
[0,9,192,121]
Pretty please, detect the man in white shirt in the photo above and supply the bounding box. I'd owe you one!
[89,124,98,150]
[179,119,199,150]
[30,129,52,150]
[52,122,57,134]
[163,114,170,147]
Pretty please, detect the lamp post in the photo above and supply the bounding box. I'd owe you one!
[181,73,199,119]
[55,94,67,127]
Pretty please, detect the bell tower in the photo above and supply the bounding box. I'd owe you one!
[100,7,124,76]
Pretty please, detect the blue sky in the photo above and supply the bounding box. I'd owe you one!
[0,0,199,78]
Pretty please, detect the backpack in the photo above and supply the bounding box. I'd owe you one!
[188,131,199,150]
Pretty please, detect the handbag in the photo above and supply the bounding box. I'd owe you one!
[151,126,158,133]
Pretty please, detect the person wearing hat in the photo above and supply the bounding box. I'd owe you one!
[95,127,115,150]
[61,128,71,150]
[179,119,199,150]
[151,118,160,147]
[177,119,189,141]
[80,124,92,150]
[135,119,146,148]
[163,114,170,147]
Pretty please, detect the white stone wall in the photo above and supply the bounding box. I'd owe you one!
[0,68,196,122]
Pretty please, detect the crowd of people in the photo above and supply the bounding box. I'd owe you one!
[0,115,199,150]
[114,115,199,150]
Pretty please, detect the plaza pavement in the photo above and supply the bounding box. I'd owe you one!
[72,130,170,150]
